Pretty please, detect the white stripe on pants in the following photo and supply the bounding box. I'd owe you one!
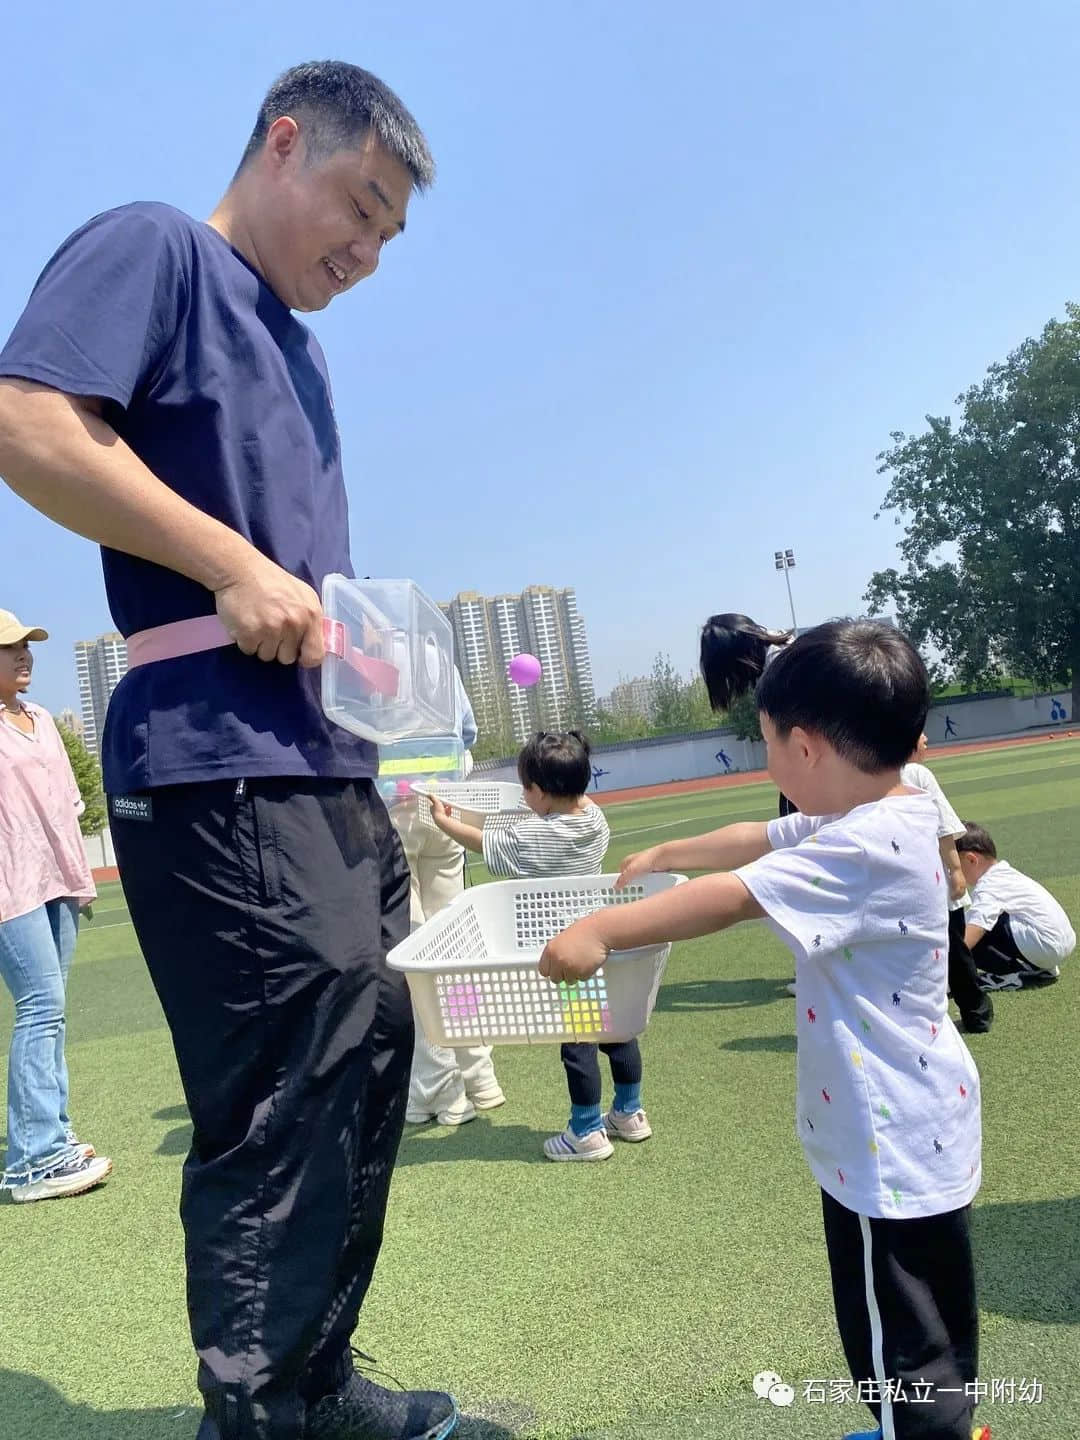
[859,1213,896,1440]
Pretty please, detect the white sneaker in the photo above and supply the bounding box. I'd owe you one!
[603,1107,652,1142]
[10,1154,112,1204]
[543,1127,614,1162]
[405,1095,477,1127]
[65,1129,96,1160]
[468,1086,506,1111]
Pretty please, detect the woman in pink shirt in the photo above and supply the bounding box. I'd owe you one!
[0,611,111,1201]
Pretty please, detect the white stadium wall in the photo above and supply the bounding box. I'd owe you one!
[477,690,1075,793]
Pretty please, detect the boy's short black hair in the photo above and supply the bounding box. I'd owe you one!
[755,620,929,773]
[517,730,592,798]
[955,822,997,859]
[700,613,792,711]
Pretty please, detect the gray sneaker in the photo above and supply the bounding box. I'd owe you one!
[603,1108,653,1143]
[542,1126,614,1162]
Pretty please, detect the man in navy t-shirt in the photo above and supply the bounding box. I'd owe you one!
[0,62,457,1440]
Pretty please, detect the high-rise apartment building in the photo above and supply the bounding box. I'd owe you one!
[75,632,128,758]
[57,707,83,739]
[441,585,595,746]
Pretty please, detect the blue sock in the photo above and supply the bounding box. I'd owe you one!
[569,1103,603,1137]
[613,1082,642,1114]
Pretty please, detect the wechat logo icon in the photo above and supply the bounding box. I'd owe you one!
[752,1369,796,1407]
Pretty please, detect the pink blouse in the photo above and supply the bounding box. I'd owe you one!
[0,702,97,922]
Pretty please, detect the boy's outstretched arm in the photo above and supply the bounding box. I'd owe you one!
[427,796,484,853]
[539,874,764,983]
[616,823,771,889]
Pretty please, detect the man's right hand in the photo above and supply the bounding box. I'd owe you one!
[615,846,661,890]
[215,555,325,667]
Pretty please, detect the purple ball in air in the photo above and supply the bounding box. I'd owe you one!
[508,653,542,687]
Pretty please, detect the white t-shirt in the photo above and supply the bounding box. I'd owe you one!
[900,762,969,911]
[967,861,1076,968]
[482,801,610,880]
[736,793,981,1220]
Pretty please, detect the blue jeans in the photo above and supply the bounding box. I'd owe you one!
[0,898,82,1186]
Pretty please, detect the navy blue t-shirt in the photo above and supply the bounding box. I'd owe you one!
[0,202,376,791]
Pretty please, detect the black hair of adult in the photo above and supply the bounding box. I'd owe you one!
[700,613,792,711]
[756,620,930,773]
[238,61,435,188]
[517,730,593,798]
[955,822,997,859]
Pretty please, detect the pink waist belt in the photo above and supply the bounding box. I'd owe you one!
[125,614,399,696]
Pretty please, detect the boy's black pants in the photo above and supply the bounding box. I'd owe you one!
[822,1190,979,1440]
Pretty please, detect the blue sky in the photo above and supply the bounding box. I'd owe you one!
[4,0,1080,714]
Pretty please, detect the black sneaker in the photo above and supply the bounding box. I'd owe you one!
[305,1372,457,1440]
[960,995,994,1034]
[977,972,1023,991]
[961,1012,993,1034]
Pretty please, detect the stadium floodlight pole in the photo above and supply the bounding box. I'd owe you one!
[774,548,798,633]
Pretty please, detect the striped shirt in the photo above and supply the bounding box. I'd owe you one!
[482,801,610,879]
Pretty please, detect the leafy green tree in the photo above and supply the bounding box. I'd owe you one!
[724,691,762,742]
[590,704,652,745]
[866,305,1080,711]
[55,720,107,836]
[650,653,694,732]
[685,675,717,731]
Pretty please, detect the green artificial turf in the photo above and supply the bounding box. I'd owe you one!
[2,740,1078,1438]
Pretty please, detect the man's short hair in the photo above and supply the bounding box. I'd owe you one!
[756,620,930,773]
[239,61,435,188]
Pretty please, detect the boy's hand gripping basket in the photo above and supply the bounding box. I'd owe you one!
[410,779,530,832]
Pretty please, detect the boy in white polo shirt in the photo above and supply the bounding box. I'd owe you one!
[957,822,1075,988]
[540,621,986,1440]
[901,734,993,1033]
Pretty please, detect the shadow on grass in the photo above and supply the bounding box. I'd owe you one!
[655,976,792,1012]
[974,1194,1080,1325]
[146,1104,544,1169]
[395,1119,547,1167]
[150,1104,193,1158]
[0,1372,198,1440]
[158,1125,194,1157]
[720,1033,797,1053]
[0,1371,520,1439]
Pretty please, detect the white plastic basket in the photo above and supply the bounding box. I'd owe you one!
[387,872,686,1046]
[410,779,529,832]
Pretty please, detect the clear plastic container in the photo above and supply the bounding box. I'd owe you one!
[321,575,456,744]
[376,735,467,807]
